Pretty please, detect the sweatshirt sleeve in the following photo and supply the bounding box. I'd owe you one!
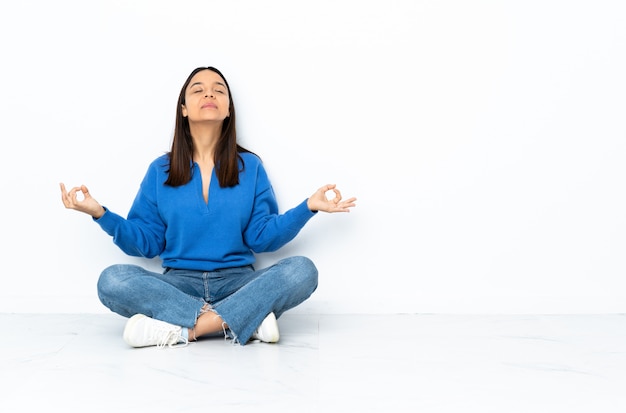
[243,163,317,253]
[94,163,166,258]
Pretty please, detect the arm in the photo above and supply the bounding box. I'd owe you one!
[244,180,356,253]
[59,176,166,258]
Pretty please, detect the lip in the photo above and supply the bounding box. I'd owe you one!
[201,102,217,109]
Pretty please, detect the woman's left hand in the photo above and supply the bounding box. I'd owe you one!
[307,184,356,213]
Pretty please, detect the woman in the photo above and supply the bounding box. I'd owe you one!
[60,66,356,348]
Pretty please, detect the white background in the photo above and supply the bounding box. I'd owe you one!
[1,0,625,314]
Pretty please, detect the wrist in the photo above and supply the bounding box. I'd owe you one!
[93,206,106,219]
[306,199,318,213]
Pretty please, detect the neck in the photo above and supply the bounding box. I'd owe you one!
[190,122,222,163]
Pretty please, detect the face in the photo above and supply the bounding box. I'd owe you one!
[181,69,231,124]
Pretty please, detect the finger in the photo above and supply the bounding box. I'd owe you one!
[60,183,68,202]
[336,198,356,211]
[321,183,336,194]
[323,188,340,202]
[80,185,91,200]
[67,187,83,204]
[60,183,71,200]
[332,188,342,203]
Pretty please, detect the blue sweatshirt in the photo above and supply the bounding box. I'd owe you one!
[95,152,316,271]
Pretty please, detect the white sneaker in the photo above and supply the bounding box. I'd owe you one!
[123,314,188,348]
[251,312,280,343]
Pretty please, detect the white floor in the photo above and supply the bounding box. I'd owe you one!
[3,313,626,412]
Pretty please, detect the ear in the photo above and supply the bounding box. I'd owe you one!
[181,105,188,117]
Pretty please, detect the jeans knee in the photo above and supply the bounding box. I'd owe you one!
[286,256,318,293]
[97,264,135,301]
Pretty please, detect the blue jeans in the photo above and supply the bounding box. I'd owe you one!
[96,256,318,345]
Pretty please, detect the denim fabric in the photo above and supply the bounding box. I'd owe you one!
[97,256,318,345]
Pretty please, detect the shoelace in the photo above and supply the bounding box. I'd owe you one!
[154,328,189,349]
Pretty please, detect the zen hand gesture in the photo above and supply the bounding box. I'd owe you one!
[307,184,356,213]
[59,183,106,219]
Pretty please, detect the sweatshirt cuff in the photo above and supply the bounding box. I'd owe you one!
[299,199,317,217]
[92,206,108,222]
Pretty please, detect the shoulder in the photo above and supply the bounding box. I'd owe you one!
[239,151,271,185]
[152,153,171,168]
[145,153,170,172]
[141,154,170,181]
[240,151,262,166]
[239,151,265,174]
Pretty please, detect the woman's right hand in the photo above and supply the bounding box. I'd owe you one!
[59,183,106,219]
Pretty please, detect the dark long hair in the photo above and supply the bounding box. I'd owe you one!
[165,66,253,188]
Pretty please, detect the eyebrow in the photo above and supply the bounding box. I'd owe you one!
[189,81,227,89]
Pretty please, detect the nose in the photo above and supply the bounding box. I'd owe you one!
[205,91,214,98]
